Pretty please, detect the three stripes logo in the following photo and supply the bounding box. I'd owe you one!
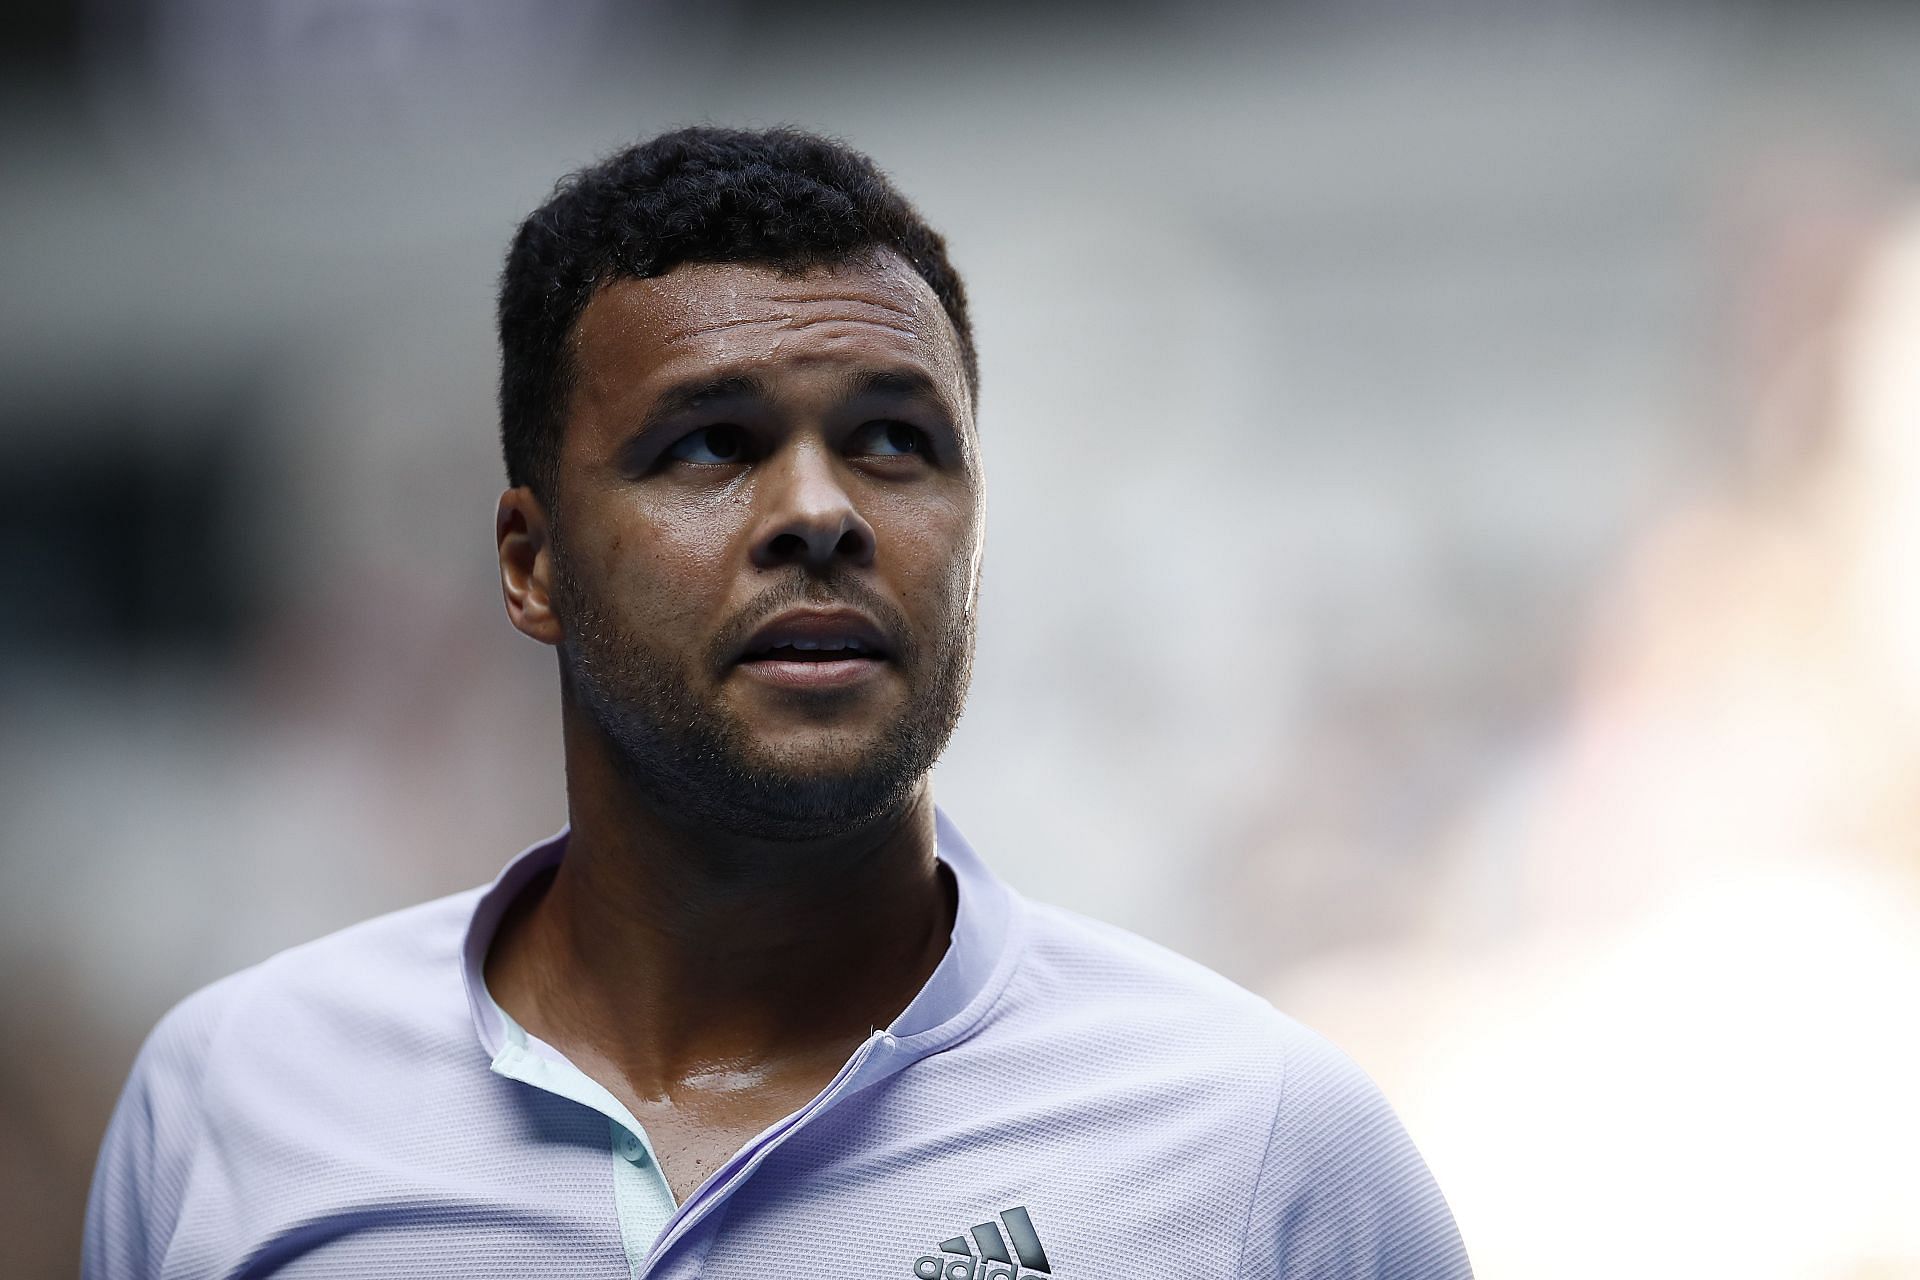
[910,1205,1053,1279]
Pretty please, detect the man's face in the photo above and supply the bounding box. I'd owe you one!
[530,250,983,841]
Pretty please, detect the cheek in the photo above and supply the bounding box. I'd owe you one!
[595,496,752,628]
[873,491,981,613]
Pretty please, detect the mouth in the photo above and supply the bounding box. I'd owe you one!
[732,609,894,690]
[739,638,885,662]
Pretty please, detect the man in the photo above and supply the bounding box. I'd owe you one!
[84,126,1471,1279]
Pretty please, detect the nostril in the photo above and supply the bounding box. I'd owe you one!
[753,514,876,569]
[767,531,810,560]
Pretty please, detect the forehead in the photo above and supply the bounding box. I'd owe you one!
[568,251,971,417]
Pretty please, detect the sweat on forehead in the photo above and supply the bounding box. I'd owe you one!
[567,256,974,419]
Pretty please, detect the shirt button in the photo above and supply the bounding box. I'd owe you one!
[878,1033,899,1051]
[614,1130,647,1164]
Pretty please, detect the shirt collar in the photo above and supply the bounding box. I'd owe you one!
[460,803,1016,1062]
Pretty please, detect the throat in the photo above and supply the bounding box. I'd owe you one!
[491,826,956,1069]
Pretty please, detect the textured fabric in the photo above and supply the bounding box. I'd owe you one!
[84,807,1471,1279]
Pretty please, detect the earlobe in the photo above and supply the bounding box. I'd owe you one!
[496,487,564,646]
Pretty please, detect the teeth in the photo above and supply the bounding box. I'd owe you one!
[785,638,862,652]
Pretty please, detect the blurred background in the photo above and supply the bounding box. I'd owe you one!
[4,1,1919,1275]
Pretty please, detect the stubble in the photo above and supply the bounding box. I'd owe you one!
[548,532,975,843]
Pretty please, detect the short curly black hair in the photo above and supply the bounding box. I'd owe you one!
[497,125,978,505]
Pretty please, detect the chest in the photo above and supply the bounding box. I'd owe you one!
[601,1060,853,1204]
[624,1094,812,1203]
[164,1033,1279,1280]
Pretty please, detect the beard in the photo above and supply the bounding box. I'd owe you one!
[548,536,975,843]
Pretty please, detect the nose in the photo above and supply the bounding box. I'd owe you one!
[748,439,876,573]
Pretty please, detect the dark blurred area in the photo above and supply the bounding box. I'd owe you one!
[5,1,1920,1275]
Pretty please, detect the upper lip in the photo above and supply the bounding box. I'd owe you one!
[736,608,892,661]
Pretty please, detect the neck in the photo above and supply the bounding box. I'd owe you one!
[487,706,956,1093]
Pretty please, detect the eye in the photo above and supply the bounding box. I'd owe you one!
[852,420,927,457]
[664,424,750,465]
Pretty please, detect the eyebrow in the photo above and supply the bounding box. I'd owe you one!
[636,367,954,437]
[636,373,769,435]
[846,368,948,407]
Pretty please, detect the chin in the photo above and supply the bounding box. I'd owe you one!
[749,727,889,767]
[720,776,922,842]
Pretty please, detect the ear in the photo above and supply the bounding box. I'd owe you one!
[497,486,564,646]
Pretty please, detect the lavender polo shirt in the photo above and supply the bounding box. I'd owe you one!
[83,807,1471,1279]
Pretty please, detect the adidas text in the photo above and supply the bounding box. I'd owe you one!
[910,1259,1036,1280]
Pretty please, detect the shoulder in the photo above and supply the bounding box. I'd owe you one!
[84,886,487,1275]
[105,881,485,1121]
[249,883,483,995]
[129,880,468,1046]
[1001,898,1471,1278]
[1007,895,1313,1060]
[1238,1021,1473,1277]
[990,895,1339,1153]
[148,884,483,1053]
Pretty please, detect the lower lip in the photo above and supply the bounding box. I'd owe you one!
[735,657,888,690]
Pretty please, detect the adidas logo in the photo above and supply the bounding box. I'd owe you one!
[910,1205,1053,1279]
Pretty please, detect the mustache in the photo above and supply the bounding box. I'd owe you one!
[711,573,916,671]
